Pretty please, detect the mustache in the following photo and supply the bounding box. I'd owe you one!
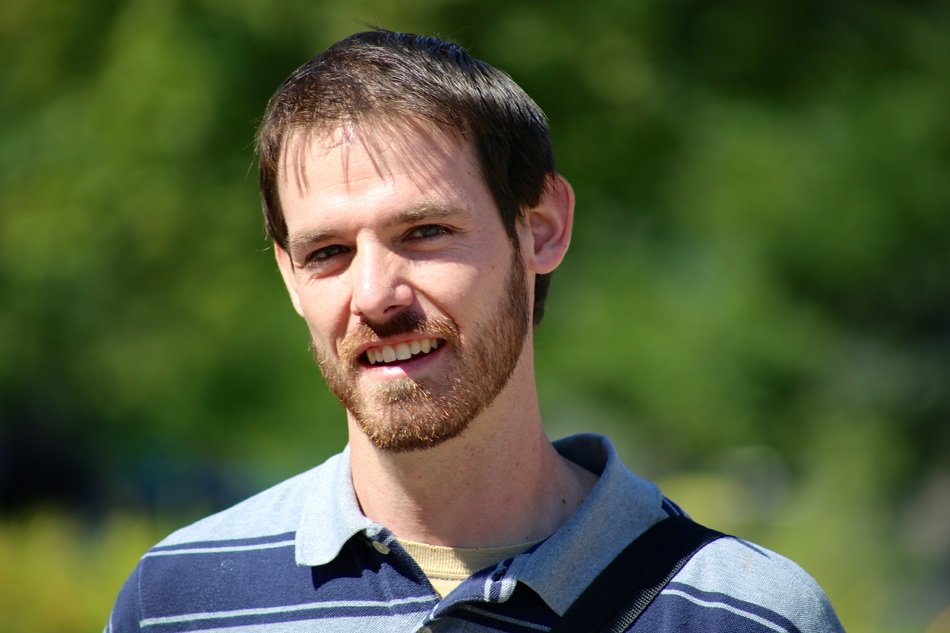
[362,310,428,339]
[337,310,459,360]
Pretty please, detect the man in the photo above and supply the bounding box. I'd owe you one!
[107,30,844,632]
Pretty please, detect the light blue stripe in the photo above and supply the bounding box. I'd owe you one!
[664,589,788,632]
[140,595,435,628]
[143,539,296,558]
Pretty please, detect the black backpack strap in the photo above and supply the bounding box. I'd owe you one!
[551,516,726,633]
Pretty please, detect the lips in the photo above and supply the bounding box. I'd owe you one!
[363,338,442,365]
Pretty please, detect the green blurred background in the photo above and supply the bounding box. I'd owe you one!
[2,1,949,631]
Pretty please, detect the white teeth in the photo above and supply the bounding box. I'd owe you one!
[366,338,441,364]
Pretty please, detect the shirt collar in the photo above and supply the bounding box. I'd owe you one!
[293,434,666,617]
[513,434,666,615]
[295,446,377,566]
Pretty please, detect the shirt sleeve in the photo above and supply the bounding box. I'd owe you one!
[105,563,144,633]
[652,537,847,633]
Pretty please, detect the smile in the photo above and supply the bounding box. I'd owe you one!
[363,338,442,365]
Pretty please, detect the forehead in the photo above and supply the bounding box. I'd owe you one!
[277,119,484,210]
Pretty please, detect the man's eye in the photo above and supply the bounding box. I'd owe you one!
[408,225,450,240]
[304,244,348,266]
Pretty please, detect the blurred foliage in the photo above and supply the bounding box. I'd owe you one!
[0,511,166,633]
[1,1,949,631]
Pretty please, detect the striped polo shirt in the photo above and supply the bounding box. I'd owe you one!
[105,434,844,632]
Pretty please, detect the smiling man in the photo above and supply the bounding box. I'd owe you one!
[106,30,845,633]
[278,128,539,460]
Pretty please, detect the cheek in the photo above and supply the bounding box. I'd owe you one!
[300,316,335,359]
[297,283,351,347]
[429,259,509,325]
[421,262,484,307]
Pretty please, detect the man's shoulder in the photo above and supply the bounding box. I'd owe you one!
[156,452,342,548]
[684,534,828,597]
[650,532,843,632]
[104,453,353,633]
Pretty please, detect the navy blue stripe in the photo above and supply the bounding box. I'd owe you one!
[142,546,312,616]
[665,582,801,633]
[732,537,771,558]
[149,531,297,553]
[661,497,685,517]
[454,604,551,633]
[140,539,434,620]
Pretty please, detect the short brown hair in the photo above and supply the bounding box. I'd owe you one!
[257,30,559,324]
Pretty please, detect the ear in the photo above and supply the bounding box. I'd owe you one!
[274,244,305,317]
[521,174,575,274]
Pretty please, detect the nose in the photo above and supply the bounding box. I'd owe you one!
[349,241,413,322]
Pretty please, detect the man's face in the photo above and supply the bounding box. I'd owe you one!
[275,123,531,452]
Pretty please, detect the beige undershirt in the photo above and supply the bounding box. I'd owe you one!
[399,538,543,598]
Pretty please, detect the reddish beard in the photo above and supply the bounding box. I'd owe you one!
[310,247,530,452]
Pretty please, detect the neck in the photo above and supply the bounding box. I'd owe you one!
[348,372,597,547]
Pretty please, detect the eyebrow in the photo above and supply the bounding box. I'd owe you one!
[393,204,466,225]
[287,228,339,259]
[285,203,468,259]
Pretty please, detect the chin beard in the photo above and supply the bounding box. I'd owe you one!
[352,374,482,452]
